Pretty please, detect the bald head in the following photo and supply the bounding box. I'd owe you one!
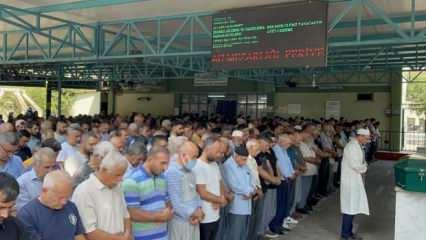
[179,141,199,157]
[42,170,72,189]
[41,170,73,210]
[177,141,199,166]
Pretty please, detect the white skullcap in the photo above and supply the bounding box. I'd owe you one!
[232,130,244,138]
[356,128,370,136]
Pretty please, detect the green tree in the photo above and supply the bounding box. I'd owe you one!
[406,72,426,114]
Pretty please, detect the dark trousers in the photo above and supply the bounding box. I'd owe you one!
[286,180,296,216]
[248,196,266,240]
[317,157,330,196]
[200,220,219,240]
[341,214,355,238]
[269,181,289,232]
[334,157,342,187]
[307,175,318,206]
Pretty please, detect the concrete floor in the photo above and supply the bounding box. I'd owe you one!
[280,161,396,240]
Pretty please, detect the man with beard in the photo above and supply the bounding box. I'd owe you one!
[26,122,41,152]
[64,133,99,177]
[15,130,32,162]
[54,120,67,144]
[0,172,29,240]
[193,137,228,240]
[168,120,185,155]
[123,146,173,240]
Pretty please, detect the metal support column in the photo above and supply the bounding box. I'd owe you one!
[57,66,64,116]
[45,81,52,118]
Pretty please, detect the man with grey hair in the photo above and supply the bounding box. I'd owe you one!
[56,126,82,169]
[16,147,57,211]
[0,132,24,178]
[73,141,116,187]
[166,141,204,240]
[124,141,147,177]
[18,170,85,240]
[73,152,131,240]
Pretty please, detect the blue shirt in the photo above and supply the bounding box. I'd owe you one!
[287,147,297,168]
[16,169,43,211]
[17,198,85,240]
[0,155,24,178]
[272,144,295,178]
[223,156,254,215]
[165,161,202,222]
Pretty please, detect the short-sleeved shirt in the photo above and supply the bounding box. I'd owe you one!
[18,198,85,240]
[0,217,29,240]
[72,174,130,234]
[123,165,169,240]
[193,159,222,223]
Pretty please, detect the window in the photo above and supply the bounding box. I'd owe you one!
[179,93,269,118]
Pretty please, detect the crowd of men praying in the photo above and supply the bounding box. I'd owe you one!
[0,111,381,240]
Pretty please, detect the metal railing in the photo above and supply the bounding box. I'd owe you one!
[379,130,426,152]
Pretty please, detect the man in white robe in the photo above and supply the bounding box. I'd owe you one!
[340,128,370,240]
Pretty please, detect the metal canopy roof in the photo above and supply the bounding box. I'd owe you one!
[0,0,424,88]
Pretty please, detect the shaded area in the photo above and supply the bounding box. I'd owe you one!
[280,161,395,240]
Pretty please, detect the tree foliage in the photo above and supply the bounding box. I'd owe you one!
[406,72,426,115]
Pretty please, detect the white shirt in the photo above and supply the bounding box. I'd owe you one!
[299,142,318,176]
[193,159,222,223]
[57,142,79,163]
[72,174,130,234]
[64,151,88,177]
[246,155,261,189]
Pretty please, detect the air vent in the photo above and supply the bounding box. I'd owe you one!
[357,93,374,101]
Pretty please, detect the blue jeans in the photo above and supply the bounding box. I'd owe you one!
[269,181,289,232]
[341,214,355,238]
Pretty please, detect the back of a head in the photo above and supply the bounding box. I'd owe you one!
[33,147,56,165]
[147,146,170,161]
[126,141,147,156]
[0,172,19,202]
[203,136,220,152]
[178,141,198,156]
[93,141,115,158]
[0,132,18,145]
[99,152,128,172]
[17,129,31,139]
[42,170,72,190]
[66,125,81,135]
[41,138,62,153]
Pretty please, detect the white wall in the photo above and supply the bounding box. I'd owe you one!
[114,93,175,116]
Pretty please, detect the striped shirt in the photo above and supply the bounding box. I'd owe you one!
[123,165,169,240]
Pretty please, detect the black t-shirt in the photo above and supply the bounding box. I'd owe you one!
[15,147,32,162]
[256,150,279,192]
[0,217,29,240]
